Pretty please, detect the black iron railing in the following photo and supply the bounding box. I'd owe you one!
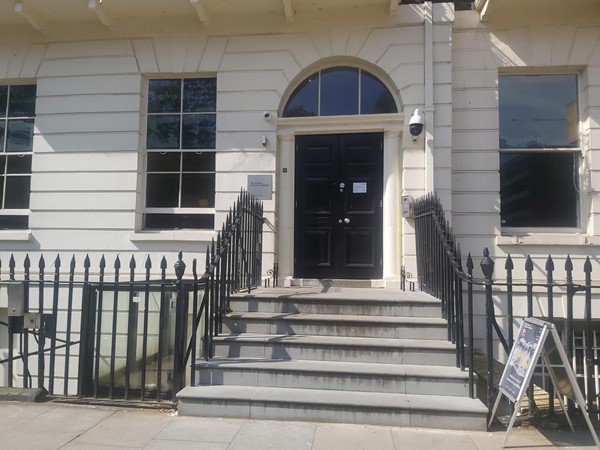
[179,190,264,390]
[414,193,600,423]
[0,190,263,403]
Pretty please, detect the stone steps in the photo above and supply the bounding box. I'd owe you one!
[212,333,458,366]
[196,358,470,396]
[177,287,486,430]
[223,312,448,339]
[177,385,487,430]
[230,292,441,318]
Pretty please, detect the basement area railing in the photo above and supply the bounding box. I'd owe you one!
[0,190,264,404]
[414,193,600,423]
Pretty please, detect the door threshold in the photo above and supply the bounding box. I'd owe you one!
[289,278,386,288]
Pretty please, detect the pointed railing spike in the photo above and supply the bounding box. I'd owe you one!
[565,254,573,271]
[584,256,592,273]
[525,255,533,271]
[545,255,554,272]
[505,254,513,270]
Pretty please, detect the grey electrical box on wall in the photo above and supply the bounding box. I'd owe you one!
[8,282,25,316]
[401,195,414,218]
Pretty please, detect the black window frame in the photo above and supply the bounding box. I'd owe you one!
[282,67,398,118]
[499,74,580,229]
[143,77,216,231]
[0,83,36,230]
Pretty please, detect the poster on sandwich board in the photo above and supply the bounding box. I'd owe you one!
[489,317,599,449]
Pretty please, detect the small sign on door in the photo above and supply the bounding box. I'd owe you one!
[353,182,367,194]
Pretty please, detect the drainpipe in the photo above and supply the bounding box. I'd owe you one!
[424,1,435,193]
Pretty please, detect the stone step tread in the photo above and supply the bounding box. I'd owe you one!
[196,358,468,380]
[225,312,446,325]
[234,288,437,304]
[213,333,455,350]
[177,385,487,415]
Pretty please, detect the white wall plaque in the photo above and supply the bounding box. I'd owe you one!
[248,175,273,200]
[353,182,367,193]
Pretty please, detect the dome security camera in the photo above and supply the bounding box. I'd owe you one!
[263,111,270,119]
[409,109,424,141]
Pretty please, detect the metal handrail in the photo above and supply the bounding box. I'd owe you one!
[414,193,599,424]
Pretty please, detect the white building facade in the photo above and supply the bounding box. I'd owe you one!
[0,0,598,292]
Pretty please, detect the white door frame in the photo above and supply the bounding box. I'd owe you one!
[275,114,404,284]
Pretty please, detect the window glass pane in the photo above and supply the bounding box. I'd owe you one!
[147,115,180,149]
[145,173,179,207]
[181,173,215,208]
[183,151,215,171]
[182,114,216,149]
[7,155,32,174]
[499,75,578,149]
[0,86,7,118]
[184,79,216,112]
[0,215,28,230]
[148,79,181,113]
[144,213,214,229]
[5,176,30,209]
[6,119,34,152]
[321,67,359,116]
[500,152,578,227]
[147,152,180,172]
[8,85,36,117]
[360,71,397,114]
[283,73,318,117]
[0,121,5,147]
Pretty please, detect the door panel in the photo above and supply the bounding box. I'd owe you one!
[294,133,383,279]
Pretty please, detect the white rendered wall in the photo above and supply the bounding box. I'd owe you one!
[0,7,445,281]
[452,10,600,355]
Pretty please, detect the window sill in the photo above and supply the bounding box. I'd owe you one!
[496,233,600,247]
[129,230,216,243]
[0,230,31,241]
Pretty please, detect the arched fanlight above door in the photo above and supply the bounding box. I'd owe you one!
[282,67,398,118]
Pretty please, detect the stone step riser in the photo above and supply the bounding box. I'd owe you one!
[177,397,486,431]
[197,367,469,397]
[222,319,448,340]
[229,299,441,318]
[213,342,457,366]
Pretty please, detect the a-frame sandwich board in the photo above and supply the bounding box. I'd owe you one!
[488,317,600,448]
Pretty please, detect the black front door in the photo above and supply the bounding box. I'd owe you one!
[294,133,383,279]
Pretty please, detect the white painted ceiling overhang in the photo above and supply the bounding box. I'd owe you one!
[0,0,403,31]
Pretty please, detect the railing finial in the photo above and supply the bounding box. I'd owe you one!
[174,251,186,286]
[480,247,494,280]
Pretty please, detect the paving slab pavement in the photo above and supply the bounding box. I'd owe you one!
[0,401,598,450]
